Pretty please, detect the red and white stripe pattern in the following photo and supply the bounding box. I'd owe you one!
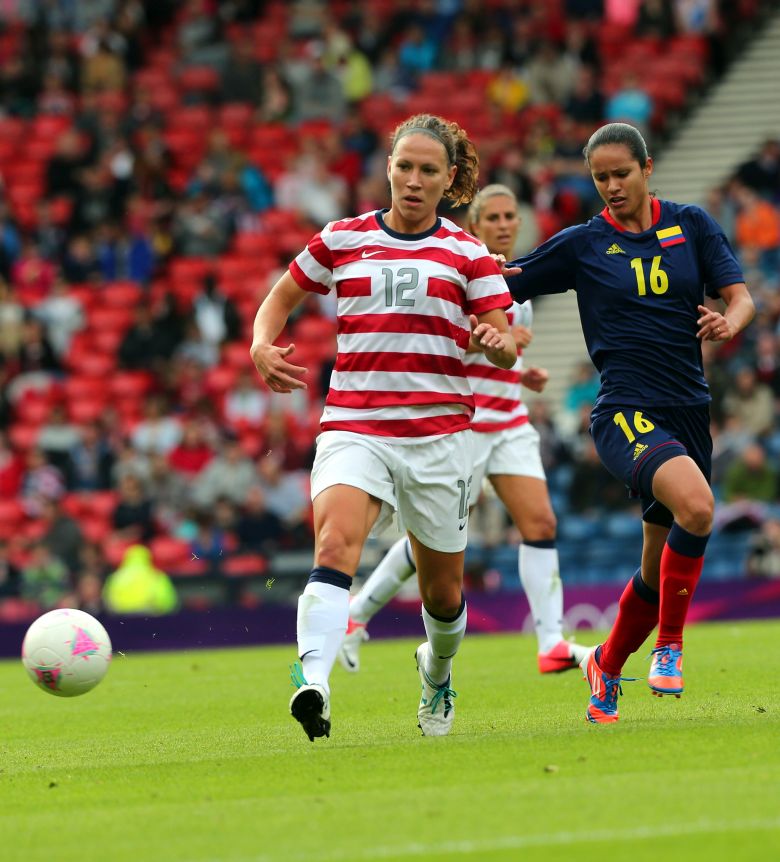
[290,211,511,438]
[465,301,531,433]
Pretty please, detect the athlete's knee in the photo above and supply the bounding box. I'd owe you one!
[673,489,714,535]
[519,509,557,542]
[419,579,462,618]
[315,523,362,570]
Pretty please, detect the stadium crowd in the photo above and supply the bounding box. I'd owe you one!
[0,0,777,619]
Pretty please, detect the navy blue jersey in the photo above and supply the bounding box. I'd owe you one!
[506,199,744,417]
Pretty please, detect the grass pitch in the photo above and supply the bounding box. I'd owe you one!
[1,619,779,862]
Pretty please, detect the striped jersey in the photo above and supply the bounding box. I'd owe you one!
[290,209,511,439]
[465,300,532,433]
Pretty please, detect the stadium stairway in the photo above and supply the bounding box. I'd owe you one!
[651,9,780,204]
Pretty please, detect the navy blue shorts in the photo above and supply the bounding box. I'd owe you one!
[590,404,712,528]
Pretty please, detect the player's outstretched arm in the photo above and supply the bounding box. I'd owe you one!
[250,271,310,393]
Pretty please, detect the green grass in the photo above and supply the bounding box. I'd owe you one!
[1,620,779,862]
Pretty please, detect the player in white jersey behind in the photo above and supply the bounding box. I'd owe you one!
[251,116,516,741]
[339,184,590,675]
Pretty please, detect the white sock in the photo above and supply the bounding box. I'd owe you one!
[422,601,467,685]
[350,537,415,624]
[519,542,564,653]
[297,580,350,693]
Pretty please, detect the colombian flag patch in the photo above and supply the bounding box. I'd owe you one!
[656,225,686,248]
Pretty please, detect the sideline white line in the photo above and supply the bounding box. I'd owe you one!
[215,816,780,862]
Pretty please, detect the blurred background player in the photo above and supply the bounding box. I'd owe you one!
[250,114,515,741]
[504,123,755,723]
[338,184,590,675]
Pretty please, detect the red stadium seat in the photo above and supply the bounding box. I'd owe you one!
[149,535,191,570]
[68,397,108,424]
[177,66,220,95]
[232,232,276,258]
[67,352,117,378]
[222,553,267,578]
[88,306,134,332]
[102,535,136,568]
[170,258,211,283]
[204,365,237,395]
[103,281,143,308]
[110,371,154,400]
[82,490,119,521]
[0,498,26,528]
[222,341,254,370]
[62,374,107,401]
[8,423,40,451]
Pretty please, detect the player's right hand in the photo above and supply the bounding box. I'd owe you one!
[249,342,307,393]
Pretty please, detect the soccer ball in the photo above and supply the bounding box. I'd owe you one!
[21,608,112,697]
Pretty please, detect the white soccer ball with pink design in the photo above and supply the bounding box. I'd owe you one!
[21,609,112,697]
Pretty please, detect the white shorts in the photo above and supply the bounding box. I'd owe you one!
[470,422,546,505]
[310,430,474,553]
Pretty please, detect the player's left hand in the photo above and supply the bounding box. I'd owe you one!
[491,254,522,277]
[696,305,733,342]
[512,324,533,349]
[469,315,505,352]
[521,366,549,392]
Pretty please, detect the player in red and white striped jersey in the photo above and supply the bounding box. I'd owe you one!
[339,185,590,676]
[251,115,516,741]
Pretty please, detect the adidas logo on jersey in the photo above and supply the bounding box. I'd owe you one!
[632,442,648,461]
[605,243,626,255]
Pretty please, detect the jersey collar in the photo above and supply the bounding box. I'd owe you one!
[600,197,661,233]
[376,209,442,240]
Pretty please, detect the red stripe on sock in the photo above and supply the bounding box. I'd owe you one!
[656,545,703,649]
[600,577,659,676]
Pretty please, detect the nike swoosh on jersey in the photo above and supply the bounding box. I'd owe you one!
[361,250,381,258]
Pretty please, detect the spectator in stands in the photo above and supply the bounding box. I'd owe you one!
[256,67,294,123]
[34,274,85,359]
[11,241,56,301]
[527,399,571,475]
[220,33,264,104]
[747,518,780,579]
[291,43,346,123]
[21,541,73,610]
[189,511,231,576]
[486,62,530,115]
[38,72,77,116]
[236,485,285,554]
[145,451,189,531]
[0,431,24,496]
[46,129,90,201]
[605,71,653,136]
[565,65,605,124]
[37,402,79,477]
[40,495,83,575]
[173,191,230,258]
[7,316,61,404]
[636,0,677,38]
[61,235,102,283]
[526,40,579,106]
[567,437,634,515]
[733,184,780,276]
[0,204,21,280]
[192,435,256,507]
[0,540,21,600]
[255,453,310,541]
[112,472,154,542]
[736,138,780,200]
[167,418,214,479]
[274,148,349,226]
[722,365,774,439]
[193,272,241,348]
[73,541,107,615]
[0,279,25,359]
[173,318,219,368]
[224,367,270,429]
[177,0,227,68]
[103,544,178,615]
[722,440,778,504]
[130,395,182,456]
[118,303,173,370]
[69,420,116,491]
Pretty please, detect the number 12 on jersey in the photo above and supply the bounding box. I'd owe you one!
[613,410,655,443]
